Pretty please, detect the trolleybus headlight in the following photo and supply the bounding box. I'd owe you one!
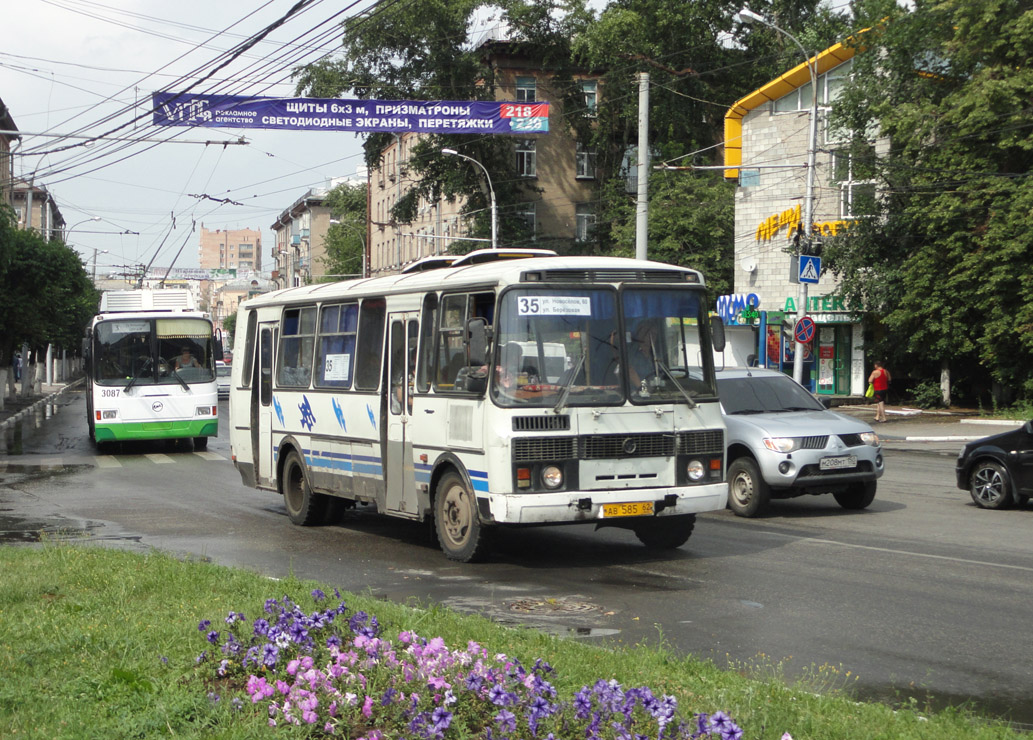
[98,410,117,420]
[541,465,563,489]
[196,405,216,416]
[686,459,706,481]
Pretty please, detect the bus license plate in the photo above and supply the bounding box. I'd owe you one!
[820,455,857,470]
[601,501,654,518]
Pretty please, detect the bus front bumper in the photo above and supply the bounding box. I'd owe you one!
[94,420,218,442]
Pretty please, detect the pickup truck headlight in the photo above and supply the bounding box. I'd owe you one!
[763,437,798,453]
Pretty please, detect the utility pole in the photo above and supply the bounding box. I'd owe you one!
[635,72,650,261]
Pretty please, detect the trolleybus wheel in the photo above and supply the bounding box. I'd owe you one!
[435,470,489,562]
[193,436,208,451]
[281,449,327,525]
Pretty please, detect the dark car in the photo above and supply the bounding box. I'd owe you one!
[955,421,1033,509]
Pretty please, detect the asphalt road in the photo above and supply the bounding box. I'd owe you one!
[3,387,1032,728]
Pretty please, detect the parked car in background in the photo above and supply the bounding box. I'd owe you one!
[215,360,231,397]
[717,367,884,517]
[955,422,1033,509]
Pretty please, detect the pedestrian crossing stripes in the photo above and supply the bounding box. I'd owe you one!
[91,451,229,468]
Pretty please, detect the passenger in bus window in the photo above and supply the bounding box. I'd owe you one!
[628,322,659,387]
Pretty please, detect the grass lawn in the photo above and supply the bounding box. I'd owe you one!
[0,543,1022,739]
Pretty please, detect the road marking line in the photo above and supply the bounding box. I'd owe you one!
[144,453,176,464]
[194,451,225,461]
[786,533,1033,574]
[94,456,122,468]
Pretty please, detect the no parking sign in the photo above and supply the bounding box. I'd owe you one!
[794,316,816,345]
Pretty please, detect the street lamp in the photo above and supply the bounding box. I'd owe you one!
[66,216,103,281]
[441,148,498,249]
[736,7,819,386]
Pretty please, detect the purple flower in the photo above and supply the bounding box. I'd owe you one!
[494,709,517,733]
[431,706,453,732]
[311,588,326,601]
[197,619,211,632]
[206,630,220,644]
[262,643,279,668]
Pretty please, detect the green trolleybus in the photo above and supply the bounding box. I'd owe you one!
[85,288,220,450]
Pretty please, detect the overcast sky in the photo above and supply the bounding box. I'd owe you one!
[1,0,377,276]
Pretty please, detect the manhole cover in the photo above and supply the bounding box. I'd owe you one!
[509,598,599,615]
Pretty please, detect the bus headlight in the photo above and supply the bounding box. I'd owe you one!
[541,465,563,489]
[98,410,117,420]
[686,459,706,481]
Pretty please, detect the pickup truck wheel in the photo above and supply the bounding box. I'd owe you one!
[833,480,876,510]
[727,457,769,517]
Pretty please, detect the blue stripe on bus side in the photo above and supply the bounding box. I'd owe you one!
[469,469,489,493]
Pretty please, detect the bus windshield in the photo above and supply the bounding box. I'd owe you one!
[492,286,715,407]
[94,317,215,386]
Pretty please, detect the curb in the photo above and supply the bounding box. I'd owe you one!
[0,378,83,430]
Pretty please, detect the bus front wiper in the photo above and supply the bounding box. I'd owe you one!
[124,358,151,392]
[553,353,586,414]
[168,361,191,391]
[655,360,697,409]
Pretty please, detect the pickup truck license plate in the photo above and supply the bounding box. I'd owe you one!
[820,455,857,470]
[601,501,654,518]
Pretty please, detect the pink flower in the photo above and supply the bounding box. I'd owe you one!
[362,695,374,718]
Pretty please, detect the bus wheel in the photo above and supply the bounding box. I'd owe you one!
[193,436,208,451]
[281,450,327,526]
[435,471,488,562]
[634,514,696,550]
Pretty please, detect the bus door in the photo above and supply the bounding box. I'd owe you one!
[385,313,419,517]
[252,322,277,487]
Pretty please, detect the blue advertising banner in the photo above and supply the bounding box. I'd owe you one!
[151,93,549,134]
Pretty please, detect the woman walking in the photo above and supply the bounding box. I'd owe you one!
[868,360,891,422]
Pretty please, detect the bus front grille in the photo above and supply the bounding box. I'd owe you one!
[677,429,725,455]
[513,415,571,432]
[513,436,577,462]
[580,433,675,459]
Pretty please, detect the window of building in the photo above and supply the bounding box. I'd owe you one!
[514,202,537,239]
[576,142,597,179]
[575,203,596,242]
[772,59,853,112]
[516,76,536,103]
[832,143,878,218]
[516,139,537,177]
[581,80,598,115]
[277,306,317,387]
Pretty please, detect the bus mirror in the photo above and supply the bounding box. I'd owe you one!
[466,318,488,366]
[711,315,726,352]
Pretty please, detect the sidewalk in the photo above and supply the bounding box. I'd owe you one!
[0,379,82,430]
[836,403,1027,454]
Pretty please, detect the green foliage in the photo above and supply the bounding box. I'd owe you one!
[0,543,1026,739]
[320,182,369,279]
[221,311,237,347]
[606,172,735,296]
[0,206,99,366]
[827,0,1033,402]
[909,379,947,409]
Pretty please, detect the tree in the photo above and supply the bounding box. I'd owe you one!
[825,0,1033,403]
[221,311,237,350]
[320,182,368,279]
[0,205,99,397]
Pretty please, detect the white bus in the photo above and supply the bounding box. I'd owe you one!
[229,251,728,561]
[84,289,221,450]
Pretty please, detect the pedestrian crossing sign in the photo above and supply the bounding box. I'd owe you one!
[799,255,821,284]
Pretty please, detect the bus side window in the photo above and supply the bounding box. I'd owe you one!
[315,302,358,388]
[277,306,317,388]
[416,293,437,393]
[354,298,386,391]
[242,310,257,388]
[435,294,467,391]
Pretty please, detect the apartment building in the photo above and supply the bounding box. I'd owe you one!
[12,179,65,240]
[0,95,17,209]
[368,40,600,276]
[198,226,262,273]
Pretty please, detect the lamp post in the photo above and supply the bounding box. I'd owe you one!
[441,148,498,249]
[736,7,819,386]
[66,216,102,281]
